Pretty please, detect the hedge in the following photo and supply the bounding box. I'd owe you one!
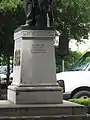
[69,98,90,106]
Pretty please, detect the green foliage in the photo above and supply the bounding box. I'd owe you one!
[0,0,25,81]
[0,0,22,12]
[53,0,90,40]
[0,0,25,56]
[54,0,90,63]
[0,55,12,66]
[69,98,90,106]
[56,51,82,73]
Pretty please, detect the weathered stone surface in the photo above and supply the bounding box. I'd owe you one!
[0,115,89,120]
[0,100,87,117]
[6,26,87,120]
[8,27,63,104]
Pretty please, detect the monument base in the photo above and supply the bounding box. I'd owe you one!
[6,26,88,119]
[0,100,87,119]
[8,85,63,104]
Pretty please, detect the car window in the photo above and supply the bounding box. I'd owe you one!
[68,52,90,71]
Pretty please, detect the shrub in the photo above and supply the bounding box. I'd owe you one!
[69,98,90,106]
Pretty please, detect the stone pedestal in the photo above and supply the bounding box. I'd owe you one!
[0,100,87,119]
[8,26,63,104]
[3,26,87,120]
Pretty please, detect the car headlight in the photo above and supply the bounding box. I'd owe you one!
[57,80,65,92]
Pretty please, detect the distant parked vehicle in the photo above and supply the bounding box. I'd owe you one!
[0,66,13,87]
[56,51,90,100]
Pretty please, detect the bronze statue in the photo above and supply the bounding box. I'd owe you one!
[24,0,53,28]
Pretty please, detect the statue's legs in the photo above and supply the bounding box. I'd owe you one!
[47,0,53,26]
[24,0,36,26]
[24,0,53,27]
[48,10,53,26]
[37,0,53,28]
[35,0,47,28]
[35,10,47,28]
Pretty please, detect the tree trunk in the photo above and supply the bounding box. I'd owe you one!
[7,55,10,86]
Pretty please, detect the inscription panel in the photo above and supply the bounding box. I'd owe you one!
[31,43,47,54]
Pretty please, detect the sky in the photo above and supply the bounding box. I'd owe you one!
[54,35,90,53]
[69,39,90,52]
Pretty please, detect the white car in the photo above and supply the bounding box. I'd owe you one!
[56,51,90,99]
[0,74,7,85]
[0,66,13,86]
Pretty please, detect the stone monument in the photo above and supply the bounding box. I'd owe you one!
[8,0,63,104]
[1,0,87,119]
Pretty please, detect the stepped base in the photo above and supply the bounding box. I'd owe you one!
[8,85,63,104]
[0,115,89,120]
[0,100,87,117]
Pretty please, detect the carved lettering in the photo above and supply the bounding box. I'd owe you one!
[31,44,47,54]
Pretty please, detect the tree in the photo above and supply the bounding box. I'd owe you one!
[0,0,25,56]
[53,0,90,71]
[54,0,90,40]
[0,0,25,84]
[53,0,90,57]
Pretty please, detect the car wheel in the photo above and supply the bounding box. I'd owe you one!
[72,90,90,99]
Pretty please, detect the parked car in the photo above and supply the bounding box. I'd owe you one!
[0,66,13,87]
[0,74,7,85]
[56,51,90,100]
